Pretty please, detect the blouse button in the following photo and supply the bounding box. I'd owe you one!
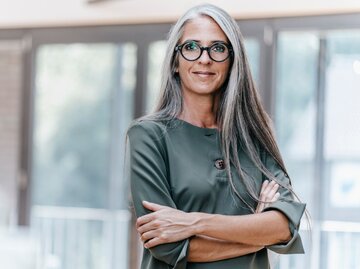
[214,159,226,170]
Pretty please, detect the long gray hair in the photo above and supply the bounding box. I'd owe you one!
[135,4,295,212]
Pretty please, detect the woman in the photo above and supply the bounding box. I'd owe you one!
[126,4,306,269]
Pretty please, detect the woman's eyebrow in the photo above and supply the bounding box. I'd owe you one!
[182,39,228,44]
[210,40,228,44]
[182,39,200,43]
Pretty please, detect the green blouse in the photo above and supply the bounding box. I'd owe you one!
[126,118,306,269]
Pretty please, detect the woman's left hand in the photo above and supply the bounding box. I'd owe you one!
[136,201,196,248]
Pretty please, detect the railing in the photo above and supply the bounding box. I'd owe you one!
[322,221,360,269]
[275,221,360,269]
[0,227,40,269]
[31,206,131,269]
[30,208,360,269]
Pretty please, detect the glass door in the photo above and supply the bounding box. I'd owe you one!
[275,29,360,269]
[322,30,360,269]
[31,42,136,269]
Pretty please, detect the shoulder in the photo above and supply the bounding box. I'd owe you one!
[126,119,170,158]
[126,118,168,141]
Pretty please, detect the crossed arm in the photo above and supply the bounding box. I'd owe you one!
[127,124,300,264]
[136,180,288,262]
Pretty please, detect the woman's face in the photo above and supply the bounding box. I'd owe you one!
[176,16,231,97]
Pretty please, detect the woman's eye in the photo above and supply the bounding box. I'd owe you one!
[184,42,198,51]
[212,44,226,53]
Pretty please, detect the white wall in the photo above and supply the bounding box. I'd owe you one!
[1,0,360,29]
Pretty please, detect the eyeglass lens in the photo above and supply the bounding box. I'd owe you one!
[180,41,230,62]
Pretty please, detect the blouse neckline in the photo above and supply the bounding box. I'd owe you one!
[172,118,219,136]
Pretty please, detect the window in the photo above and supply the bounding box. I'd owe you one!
[146,40,167,113]
[244,38,260,84]
[275,29,360,269]
[322,30,360,269]
[275,31,318,269]
[31,42,136,269]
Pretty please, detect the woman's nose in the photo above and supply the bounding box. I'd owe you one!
[198,49,212,64]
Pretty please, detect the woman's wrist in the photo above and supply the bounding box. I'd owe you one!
[189,212,214,236]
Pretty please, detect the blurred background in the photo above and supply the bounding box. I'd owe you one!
[0,0,360,268]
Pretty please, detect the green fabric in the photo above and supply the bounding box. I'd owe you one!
[127,118,306,269]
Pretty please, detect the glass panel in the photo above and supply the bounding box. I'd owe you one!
[322,31,360,268]
[114,43,137,210]
[31,42,136,269]
[276,29,360,269]
[146,40,167,113]
[119,44,137,137]
[244,38,260,84]
[324,31,360,213]
[276,32,319,214]
[275,32,319,269]
[33,43,114,208]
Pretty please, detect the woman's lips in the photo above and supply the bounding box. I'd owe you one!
[192,71,216,78]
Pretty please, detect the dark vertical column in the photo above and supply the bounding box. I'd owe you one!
[17,33,34,226]
[0,39,24,226]
[133,41,149,118]
[263,23,277,119]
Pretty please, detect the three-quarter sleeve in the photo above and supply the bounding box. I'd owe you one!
[260,150,306,254]
[126,122,190,268]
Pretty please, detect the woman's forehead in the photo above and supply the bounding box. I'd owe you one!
[180,16,229,44]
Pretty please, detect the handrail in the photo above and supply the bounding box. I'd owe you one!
[31,205,131,221]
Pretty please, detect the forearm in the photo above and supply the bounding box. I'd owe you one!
[192,211,291,246]
[188,235,263,262]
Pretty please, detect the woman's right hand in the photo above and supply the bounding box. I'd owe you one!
[255,180,280,213]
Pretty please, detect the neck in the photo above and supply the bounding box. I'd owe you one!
[178,90,220,129]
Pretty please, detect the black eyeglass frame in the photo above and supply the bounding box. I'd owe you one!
[175,41,233,62]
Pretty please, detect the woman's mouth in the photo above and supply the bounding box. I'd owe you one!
[193,71,216,78]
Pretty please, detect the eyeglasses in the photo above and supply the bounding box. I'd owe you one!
[175,40,233,62]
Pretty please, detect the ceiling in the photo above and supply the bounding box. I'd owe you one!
[1,0,360,29]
